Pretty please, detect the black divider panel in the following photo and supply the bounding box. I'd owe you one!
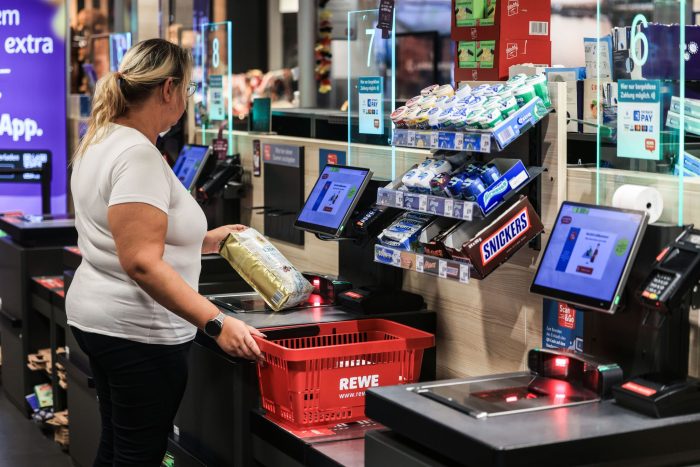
[263,144,304,245]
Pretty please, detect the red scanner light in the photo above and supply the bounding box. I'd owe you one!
[621,381,657,397]
[554,357,569,369]
[313,278,321,288]
[505,396,518,403]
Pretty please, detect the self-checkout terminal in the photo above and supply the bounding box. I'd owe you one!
[208,164,423,315]
[408,202,700,418]
[363,201,700,466]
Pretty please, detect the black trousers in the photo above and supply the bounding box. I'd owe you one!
[70,327,191,467]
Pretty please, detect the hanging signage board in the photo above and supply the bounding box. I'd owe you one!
[0,1,67,213]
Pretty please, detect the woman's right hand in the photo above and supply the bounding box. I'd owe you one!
[216,317,266,360]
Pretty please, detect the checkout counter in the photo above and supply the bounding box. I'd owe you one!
[173,164,437,467]
[365,202,700,466]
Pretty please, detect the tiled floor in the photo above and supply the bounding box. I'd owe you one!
[0,384,74,467]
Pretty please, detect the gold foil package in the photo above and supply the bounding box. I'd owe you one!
[219,228,313,311]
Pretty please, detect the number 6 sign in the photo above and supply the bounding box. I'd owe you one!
[630,14,649,68]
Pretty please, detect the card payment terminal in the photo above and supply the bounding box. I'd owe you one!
[614,226,700,418]
[638,227,700,313]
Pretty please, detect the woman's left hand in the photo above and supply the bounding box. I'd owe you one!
[202,224,248,254]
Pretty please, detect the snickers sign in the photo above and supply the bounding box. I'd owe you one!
[481,207,530,265]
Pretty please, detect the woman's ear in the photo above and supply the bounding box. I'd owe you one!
[162,77,175,104]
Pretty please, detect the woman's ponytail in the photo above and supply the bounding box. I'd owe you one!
[73,72,126,162]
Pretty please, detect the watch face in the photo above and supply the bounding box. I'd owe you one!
[205,318,223,337]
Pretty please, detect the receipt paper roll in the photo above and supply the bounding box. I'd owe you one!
[611,184,664,224]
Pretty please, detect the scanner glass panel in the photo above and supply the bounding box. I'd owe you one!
[418,375,600,418]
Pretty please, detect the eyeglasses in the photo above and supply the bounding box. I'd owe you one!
[186,81,197,98]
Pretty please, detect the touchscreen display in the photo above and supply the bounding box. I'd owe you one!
[533,203,645,305]
[172,145,209,191]
[296,165,370,234]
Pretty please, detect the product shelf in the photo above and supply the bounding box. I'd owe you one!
[375,196,544,282]
[391,98,550,153]
[374,244,472,284]
[377,165,544,221]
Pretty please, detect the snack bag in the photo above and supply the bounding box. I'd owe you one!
[219,228,313,311]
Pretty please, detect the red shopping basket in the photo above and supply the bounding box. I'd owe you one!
[253,319,434,428]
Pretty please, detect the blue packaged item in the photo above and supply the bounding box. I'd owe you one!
[378,213,433,251]
[414,170,437,194]
[418,159,436,170]
[427,107,443,129]
[403,211,434,222]
[461,178,487,201]
[465,164,482,175]
[463,95,487,108]
[479,163,502,186]
[445,174,468,198]
[430,159,452,175]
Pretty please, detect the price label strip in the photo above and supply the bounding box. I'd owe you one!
[419,195,428,212]
[459,264,470,284]
[443,198,454,217]
[461,202,474,221]
[438,260,448,279]
[415,255,424,273]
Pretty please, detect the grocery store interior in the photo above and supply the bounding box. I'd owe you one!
[2,0,700,466]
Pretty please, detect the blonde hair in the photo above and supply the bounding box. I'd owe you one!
[73,38,192,161]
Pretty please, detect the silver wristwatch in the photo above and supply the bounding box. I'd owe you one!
[204,311,226,338]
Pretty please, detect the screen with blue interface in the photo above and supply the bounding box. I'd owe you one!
[296,165,370,235]
[172,145,209,190]
[533,203,645,306]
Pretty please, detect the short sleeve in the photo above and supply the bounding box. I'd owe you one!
[107,144,172,213]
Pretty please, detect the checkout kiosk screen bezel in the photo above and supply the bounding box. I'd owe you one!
[172,144,211,192]
[294,165,373,237]
[530,202,648,314]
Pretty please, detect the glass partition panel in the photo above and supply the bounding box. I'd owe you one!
[347,8,397,181]
[199,21,233,154]
[595,1,687,226]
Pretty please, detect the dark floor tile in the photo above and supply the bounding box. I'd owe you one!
[0,383,74,467]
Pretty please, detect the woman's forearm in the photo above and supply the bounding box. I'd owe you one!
[129,259,219,329]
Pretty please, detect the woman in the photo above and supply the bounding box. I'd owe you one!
[66,38,264,467]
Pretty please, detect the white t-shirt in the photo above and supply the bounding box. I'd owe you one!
[66,124,207,345]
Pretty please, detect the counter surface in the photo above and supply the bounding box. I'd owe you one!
[366,376,700,466]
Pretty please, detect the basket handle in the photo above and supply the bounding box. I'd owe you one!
[261,325,322,341]
[365,319,435,350]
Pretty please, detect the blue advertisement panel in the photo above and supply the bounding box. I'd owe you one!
[0,1,67,213]
[542,299,584,353]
